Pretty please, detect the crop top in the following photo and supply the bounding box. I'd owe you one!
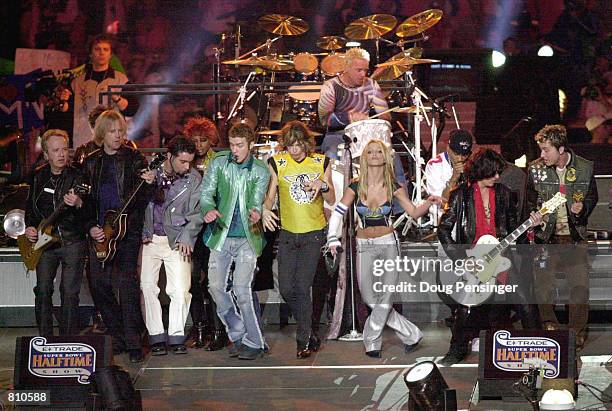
[348,181,397,228]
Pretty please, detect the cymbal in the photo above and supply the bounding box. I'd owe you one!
[375,56,439,68]
[257,129,322,136]
[371,48,423,80]
[344,14,397,40]
[222,56,294,71]
[393,106,432,113]
[317,36,347,51]
[396,9,443,38]
[258,14,309,36]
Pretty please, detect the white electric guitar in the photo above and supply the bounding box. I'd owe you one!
[439,192,567,307]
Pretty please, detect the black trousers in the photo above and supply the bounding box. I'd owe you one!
[34,240,86,336]
[189,232,224,331]
[88,233,143,350]
[277,229,326,345]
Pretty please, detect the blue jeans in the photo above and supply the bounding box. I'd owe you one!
[208,238,265,349]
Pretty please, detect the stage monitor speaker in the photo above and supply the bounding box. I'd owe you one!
[13,335,112,408]
[477,329,577,401]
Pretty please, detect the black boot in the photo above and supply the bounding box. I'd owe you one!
[205,329,228,351]
[192,322,207,349]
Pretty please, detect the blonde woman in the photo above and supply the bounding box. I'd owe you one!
[327,140,443,358]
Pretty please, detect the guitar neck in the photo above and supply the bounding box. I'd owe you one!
[112,179,146,225]
[485,218,533,261]
[40,203,68,231]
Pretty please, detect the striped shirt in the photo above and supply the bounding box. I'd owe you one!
[317,77,388,131]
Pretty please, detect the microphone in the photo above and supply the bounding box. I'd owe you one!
[434,94,459,104]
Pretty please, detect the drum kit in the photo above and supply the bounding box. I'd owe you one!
[213,9,445,146]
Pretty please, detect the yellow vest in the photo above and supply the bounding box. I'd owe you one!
[273,151,327,233]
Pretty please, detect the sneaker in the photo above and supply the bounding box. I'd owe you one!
[238,345,266,360]
[365,350,381,358]
[170,344,188,355]
[228,341,243,358]
[151,343,167,356]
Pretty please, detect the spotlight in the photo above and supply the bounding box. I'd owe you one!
[404,361,457,411]
[491,50,506,68]
[558,89,567,116]
[346,41,361,47]
[539,389,575,410]
[538,45,554,57]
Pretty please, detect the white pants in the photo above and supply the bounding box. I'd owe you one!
[140,235,192,345]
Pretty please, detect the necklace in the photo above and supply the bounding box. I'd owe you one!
[484,204,491,220]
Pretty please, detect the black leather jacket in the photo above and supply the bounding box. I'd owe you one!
[81,145,151,233]
[25,164,88,245]
[438,182,525,260]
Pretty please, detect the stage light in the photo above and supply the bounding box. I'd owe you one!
[346,41,361,47]
[491,50,506,68]
[539,389,575,410]
[559,89,567,116]
[404,361,457,411]
[538,45,554,57]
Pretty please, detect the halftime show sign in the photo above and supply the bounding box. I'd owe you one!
[28,337,96,384]
[492,330,560,378]
[15,335,111,390]
[480,329,572,381]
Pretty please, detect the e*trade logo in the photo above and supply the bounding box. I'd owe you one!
[28,337,96,384]
[493,330,560,378]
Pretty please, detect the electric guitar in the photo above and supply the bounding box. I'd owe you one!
[17,183,91,270]
[438,192,567,307]
[93,153,166,265]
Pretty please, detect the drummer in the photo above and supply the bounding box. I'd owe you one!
[317,47,408,209]
[317,47,390,160]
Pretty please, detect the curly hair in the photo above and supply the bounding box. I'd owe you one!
[464,149,506,184]
[280,120,315,155]
[228,123,256,144]
[534,124,568,149]
[183,116,219,146]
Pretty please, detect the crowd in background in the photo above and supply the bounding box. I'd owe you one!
[1,0,610,149]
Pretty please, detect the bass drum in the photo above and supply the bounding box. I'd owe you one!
[284,82,322,130]
[320,53,346,77]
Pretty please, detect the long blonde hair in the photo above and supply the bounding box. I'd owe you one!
[357,140,395,204]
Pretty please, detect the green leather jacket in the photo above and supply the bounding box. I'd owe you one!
[526,149,598,243]
[200,151,270,256]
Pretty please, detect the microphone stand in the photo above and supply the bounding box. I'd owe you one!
[338,138,363,342]
[226,71,257,125]
[213,35,225,126]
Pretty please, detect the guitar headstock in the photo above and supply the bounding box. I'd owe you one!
[539,192,567,216]
[148,153,167,170]
[74,183,91,195]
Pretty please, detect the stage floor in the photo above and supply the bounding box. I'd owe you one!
[1,323,611,410]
